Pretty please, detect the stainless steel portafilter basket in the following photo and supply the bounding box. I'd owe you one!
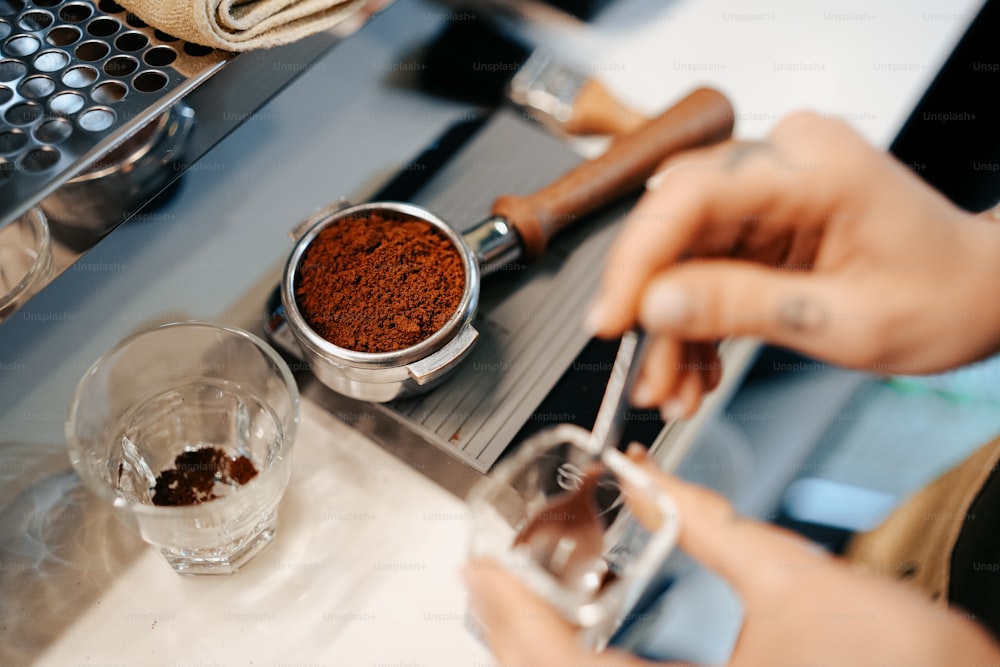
[280,201,481,403]
[280,88,736,403]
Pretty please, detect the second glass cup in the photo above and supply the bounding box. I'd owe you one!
[467,423,680,649]
[66,321,300,575]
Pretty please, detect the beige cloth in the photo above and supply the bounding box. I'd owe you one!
[845,435,1000,604]
[117,0,372,51]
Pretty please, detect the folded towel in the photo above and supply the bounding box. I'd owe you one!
[117,0,372,51]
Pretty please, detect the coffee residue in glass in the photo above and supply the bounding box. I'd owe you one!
[152,447,258,507]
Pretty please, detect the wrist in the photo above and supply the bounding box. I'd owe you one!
[960,212,1000,359]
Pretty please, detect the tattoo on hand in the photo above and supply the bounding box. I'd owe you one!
[724,140,774,171]
[778,296,830,333]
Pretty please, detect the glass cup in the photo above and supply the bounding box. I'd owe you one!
[467,423,680,650]
[66,321,300,575]
[0,208,53,322]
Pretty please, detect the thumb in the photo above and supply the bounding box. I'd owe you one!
[464,559,664,667]
[637,259,877,367]
[463,558,585,666]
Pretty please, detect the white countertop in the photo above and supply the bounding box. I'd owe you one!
[0,0,982,664]
[17,400,486,665]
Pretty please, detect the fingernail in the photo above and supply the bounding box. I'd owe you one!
[631,379,656,406]
[625,442,647,461]
[660,399,685,422]
[641,283,691,329]
[584,299,607,334]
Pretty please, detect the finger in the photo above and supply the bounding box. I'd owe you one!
[588,143,800,338]
[620,444,668,531]
[781,223,822,270]
[631,339,714,417]
[699,342,723,391]
[672,364,703,419]
[623,447,831,600]
[589,113,868,340]
[463,559,583,667]
[588,160,713,337]
[646,138,775,191]
[679,341,720,396]
[638,259,883,368]
[651,342,705,420]
[464,560,661,667]
[631,334,682,408]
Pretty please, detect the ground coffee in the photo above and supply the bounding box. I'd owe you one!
[295,212,466,353]
[152,447,258,507]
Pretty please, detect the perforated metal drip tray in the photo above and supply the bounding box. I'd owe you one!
[0,0,228,225]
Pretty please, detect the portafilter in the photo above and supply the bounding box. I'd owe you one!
[280,87,735,402]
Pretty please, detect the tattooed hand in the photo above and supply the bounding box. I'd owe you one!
[587,112,1000,418]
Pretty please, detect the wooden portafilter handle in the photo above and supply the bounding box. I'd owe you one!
[492,87,735,259]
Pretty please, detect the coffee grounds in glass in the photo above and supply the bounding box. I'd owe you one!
[152,447,258,507]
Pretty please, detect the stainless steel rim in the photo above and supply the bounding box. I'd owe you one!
[280,200,480,370]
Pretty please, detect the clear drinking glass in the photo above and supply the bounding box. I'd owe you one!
[467,423,680,649]
[0,208,53,322]
[66,321,300,575]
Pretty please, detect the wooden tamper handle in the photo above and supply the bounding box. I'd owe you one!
[492,87,735,259]
[565,79,648,137]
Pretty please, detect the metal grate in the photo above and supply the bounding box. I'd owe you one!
[0,0,228,225]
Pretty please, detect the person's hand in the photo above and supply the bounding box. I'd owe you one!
[586,111,1000,418]
[463,446,1000,667]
